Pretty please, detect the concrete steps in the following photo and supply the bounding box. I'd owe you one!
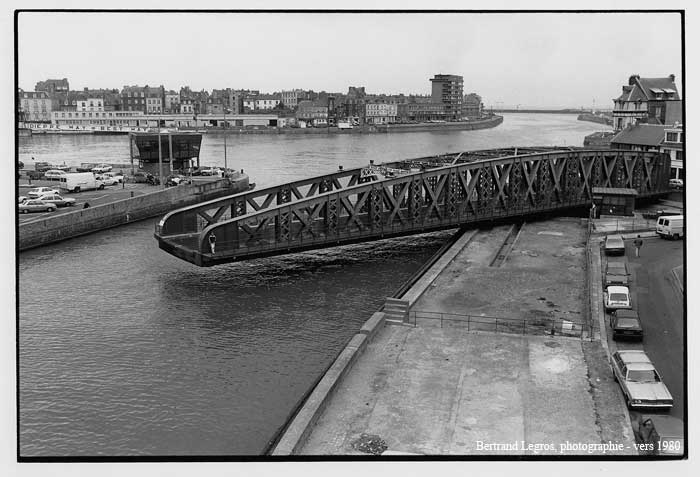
[384,298,409,324]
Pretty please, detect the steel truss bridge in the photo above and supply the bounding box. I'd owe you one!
[155,147,671,266]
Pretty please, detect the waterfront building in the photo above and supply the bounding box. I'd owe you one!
[397,102,449,122]
[50,111,280,131]
[19,90,53,122]
[180,99,195,114]
[164,91,180,113]
[365,102,398,124]
[296,100,328,126]
[77,98,104,112]
[34,78,69,95]
[53,88,121,112]
[610,123,684,180]
[281,89,306,109]
[52,109,147,129]
[612,74,681,131]
[344,86,367,125]
[255,94,282,110]
[121,85,147,113]
[430,74,464,121]
[463,93,483,119]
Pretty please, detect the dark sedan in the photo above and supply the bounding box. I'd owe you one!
[611,309,643,340]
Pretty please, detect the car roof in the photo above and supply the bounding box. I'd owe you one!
[607,285,629,293]
[615,318,641,327]
[616,350,653,365]
[615,309,638,318]
[606,235,624,241]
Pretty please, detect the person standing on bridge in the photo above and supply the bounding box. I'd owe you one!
[633,235,643,257]
[208,233,216,255]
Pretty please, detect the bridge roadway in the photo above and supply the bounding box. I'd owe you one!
[154,147,671,266]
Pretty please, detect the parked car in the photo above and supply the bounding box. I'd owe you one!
[95,174,119,186]
[604,272,629,287]
[611,350,673,409]
[27,186,60,198]
[35,192,76,207]
[166,174,188,186]
[103,171,124,183]
[130,171,151,183]
[605,285,631,312]
[34,161,53,172]
[604,235,625,255]
[55,163,71,171]
[76,163,97,172]
[26,170,44,180]
[633,415,684,456]
[91,163,113,173]
[606,261,629,276]
[44,169,68,180]
[18,199,57,214]
[668,178,683,189]
[611,309,643,340]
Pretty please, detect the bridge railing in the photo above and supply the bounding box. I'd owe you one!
[155,166,368,237]
[409,310,589,338]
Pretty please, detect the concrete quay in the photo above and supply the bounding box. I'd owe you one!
[272,217,636,456]
[18,174,250,251]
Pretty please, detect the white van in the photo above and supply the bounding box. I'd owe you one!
[59,172,105,193]
[656,215,683,240]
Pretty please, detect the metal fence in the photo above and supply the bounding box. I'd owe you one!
[408,310,589,339]
[592,217,657,235]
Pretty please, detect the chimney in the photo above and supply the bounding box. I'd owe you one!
[628,75,640,86]
[669,74,675,82]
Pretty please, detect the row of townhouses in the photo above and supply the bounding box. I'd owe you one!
[18,74,485,127]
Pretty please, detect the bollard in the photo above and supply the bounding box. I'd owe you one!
[130,191,134,198]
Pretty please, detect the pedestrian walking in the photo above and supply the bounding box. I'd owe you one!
[208,233,216,254]
[633,235,643,257]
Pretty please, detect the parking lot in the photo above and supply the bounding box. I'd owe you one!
[18,180,156,224]
[602,236,685,423]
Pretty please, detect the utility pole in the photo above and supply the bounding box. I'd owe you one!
[223,105,228,173]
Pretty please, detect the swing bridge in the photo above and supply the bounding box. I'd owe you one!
[154,146,671,266]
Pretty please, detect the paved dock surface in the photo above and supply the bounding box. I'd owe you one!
[297,218,636,456]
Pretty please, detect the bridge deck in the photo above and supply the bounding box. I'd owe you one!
[154,147,671,266]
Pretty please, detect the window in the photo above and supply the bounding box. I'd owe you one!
[666,132,678,142]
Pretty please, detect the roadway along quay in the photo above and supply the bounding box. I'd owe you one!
[272,217,637,456]
[599,235,684,429]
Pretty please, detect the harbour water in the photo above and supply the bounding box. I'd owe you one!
[18,114,607,456]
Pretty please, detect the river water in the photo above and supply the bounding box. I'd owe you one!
[18,114,606,456]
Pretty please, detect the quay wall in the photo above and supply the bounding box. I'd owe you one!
[19,176,249,251]
[182,115,504,136]
[270,228,464,455]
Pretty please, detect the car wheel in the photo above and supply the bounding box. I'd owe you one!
[673,234,679,240]
[99,184,105,190]
[46,208,53,212]
[22,209,28,214]
[74,187,80,193]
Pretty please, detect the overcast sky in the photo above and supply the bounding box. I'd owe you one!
[17,11,682,109]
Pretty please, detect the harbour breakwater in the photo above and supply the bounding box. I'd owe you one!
[19,175,249,251]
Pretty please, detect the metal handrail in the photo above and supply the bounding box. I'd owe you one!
[408,310,588,338]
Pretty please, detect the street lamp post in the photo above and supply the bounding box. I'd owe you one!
[158,115,164,189]
[223,106,228,174]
